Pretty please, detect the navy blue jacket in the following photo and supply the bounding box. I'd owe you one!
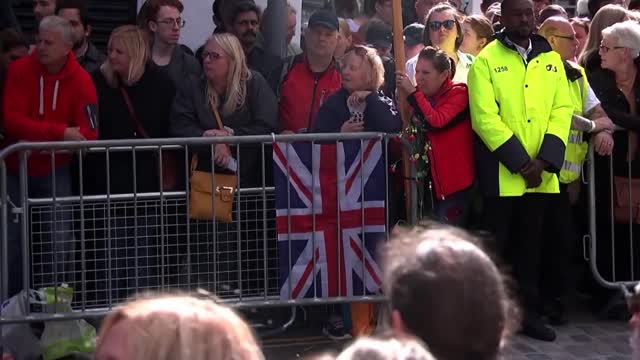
[313,88,401,133]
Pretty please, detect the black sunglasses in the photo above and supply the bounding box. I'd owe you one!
[428,20,456,31]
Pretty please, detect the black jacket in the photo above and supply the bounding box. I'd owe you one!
[170,70,278,187]
[313,88,401,133]
[85,63,176,194]
[78,42,106,75]
[587,62,640,177]
[159,46,202,89]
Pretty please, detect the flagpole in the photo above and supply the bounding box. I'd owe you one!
[391,0,416,224]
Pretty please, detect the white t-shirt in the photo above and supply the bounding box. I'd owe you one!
[583,83,601,114]
[405,50,474,84]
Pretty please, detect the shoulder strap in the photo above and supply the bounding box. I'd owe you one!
[212,104,224,129]
[120,87,149,138]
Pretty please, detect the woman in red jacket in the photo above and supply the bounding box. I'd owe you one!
[397,46,475,226]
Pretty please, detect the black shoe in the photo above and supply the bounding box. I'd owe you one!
[544,299,569,326]
[323,315,352,341]
[521,314,556,342]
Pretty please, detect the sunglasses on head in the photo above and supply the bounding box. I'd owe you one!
[429,20,456,31]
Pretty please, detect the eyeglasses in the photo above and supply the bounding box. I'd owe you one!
[156,17,186,28]
[599,44,625,53]
[552,34,576,41]
[201,50,223,61]
[428,20,456,31]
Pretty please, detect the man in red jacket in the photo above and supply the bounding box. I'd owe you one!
[2,15,98,297]
[279,10,342,133]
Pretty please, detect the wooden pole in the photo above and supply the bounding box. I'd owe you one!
[391,0,415,224]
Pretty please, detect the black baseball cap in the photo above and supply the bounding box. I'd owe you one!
[403,23,425,47]
[366,20,393,50]
[307,10,339,31]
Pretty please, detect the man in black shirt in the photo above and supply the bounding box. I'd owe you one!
[56,0,105,74]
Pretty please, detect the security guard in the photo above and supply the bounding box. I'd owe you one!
[537,17,615,325]
[468,0,573,341]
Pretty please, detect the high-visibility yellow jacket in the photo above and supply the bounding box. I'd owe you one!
[559,61,590,184]
[468,33,573,197]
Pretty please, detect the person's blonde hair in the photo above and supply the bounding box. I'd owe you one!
[100,25,149,88]
[205,33,251,116]
[337,337,435,360]
[96,294,264,360]
[343,45,385,91]
[578,4,630,66]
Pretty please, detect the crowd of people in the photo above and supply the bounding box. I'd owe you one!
[1,0,640,355]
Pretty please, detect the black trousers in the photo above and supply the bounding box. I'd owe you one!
[540,185,573,303]
[483,193,555,313]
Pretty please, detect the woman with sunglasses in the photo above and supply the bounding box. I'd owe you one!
[397,47,474,226]
[406,3,474,84]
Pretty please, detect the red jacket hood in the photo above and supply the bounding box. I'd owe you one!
[27,51,81,117]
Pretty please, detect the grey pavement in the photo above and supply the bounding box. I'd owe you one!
[262,316,632,359]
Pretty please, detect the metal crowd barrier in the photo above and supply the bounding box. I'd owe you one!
[0,133,400,327]
[586,128,640,296]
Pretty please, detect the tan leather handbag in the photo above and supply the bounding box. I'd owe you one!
[188,107,237,223]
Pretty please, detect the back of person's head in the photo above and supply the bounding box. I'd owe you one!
[578,4,630,66]
[0,28,28,58]
[576,0,590,17]
[55,0,90,28]
[96,294,264,360]
[571,16,590,34]
[383,223,519,360]
[337,337,435,360]
[538,4,568,24]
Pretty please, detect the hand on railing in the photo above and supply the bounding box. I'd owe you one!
[593,131,614,156]
[63,127,86,141]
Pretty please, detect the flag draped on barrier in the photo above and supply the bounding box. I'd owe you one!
[274,139,386,300]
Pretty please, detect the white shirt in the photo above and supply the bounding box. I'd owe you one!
[583,83,601,114]
[405,50,474,84]
[505,37,532,63]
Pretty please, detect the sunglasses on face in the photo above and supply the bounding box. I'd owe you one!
[428,20,456,31]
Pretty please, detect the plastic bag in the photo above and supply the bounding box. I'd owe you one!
[38,286,96,360]
[0,286,96,360]
[0,290,47,359]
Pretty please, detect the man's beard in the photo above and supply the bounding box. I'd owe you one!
[72,38,85,51]
[241,31,257,47]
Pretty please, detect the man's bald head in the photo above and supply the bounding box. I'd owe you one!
[539,16,580,60]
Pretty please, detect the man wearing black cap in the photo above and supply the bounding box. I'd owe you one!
[404,23,425,62]
[365,20,396,99]
[279,9,341,133]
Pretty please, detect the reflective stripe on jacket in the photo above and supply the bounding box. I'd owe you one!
[559,61,589,184]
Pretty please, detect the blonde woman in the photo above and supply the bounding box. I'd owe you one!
[95,294,264,360]
[170,32,277,188]
[86,24,175,195]
[83,24,175,301]
[314,45,401,133]
[578,4,632,71]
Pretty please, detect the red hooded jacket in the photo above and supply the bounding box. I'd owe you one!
[406,79,475,199]
[2,51,98,176]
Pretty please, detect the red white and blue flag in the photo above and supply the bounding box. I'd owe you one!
[273,139,387,300]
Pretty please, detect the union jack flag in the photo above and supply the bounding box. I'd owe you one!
[273,139,387,300]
